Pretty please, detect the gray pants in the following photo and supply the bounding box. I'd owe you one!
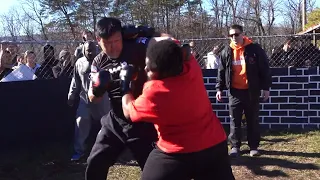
[74,96,110,154]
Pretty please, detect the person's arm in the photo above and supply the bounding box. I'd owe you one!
[67,62,81,106]
[88,77,104,103]
[256,44,272,91]
[88,57,104,103]
[52,65,61,78]
[215,48,227,91]
[122,93,135,119]
[122,89,158,123]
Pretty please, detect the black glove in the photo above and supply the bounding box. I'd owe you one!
[122,25,156,40]
[119,64,138,95]
[137,25,156,38]
[91,70,112,97]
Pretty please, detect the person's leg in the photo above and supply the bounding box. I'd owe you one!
[243,93,261,156]
[125,122,158,169]
[228,89,244,156]
[141,147,191,180]
[193,141,235,180]
[72,103,91,160]
[73,116,91,160]
[127,136,155,170]
[85,115,125,180]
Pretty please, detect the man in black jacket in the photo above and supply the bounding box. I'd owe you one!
[216,24,272,157]
[85,17,158,180]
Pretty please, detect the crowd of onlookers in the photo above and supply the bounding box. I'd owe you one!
[269,37,320,68]
[191,37,320,69]
[0,43,75,81]
[0,30,101,82]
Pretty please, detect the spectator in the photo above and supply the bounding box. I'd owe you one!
[6,43,18,67]
[24,51,40,73]
[12,53,25,70]
[35,44,58,79]
[189,41,202,67]
[206,45,223,69]
[52,49,74,78]
[296,42,320,67]
[68,41,110,161]
[271,37,298,67]
[74,30,98,61]
[0,46,13,80]
[216,24,272,157]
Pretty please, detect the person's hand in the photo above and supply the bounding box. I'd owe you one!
[91,70,112,97]
[67,99,74,107]
[119,64,138,95]
[262,90,270,101]
[216,91,222,102]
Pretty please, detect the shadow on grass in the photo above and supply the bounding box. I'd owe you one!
[259,150,320,158]
[231,153,319,178]
[260,137,294,143]
[261,129,319,137]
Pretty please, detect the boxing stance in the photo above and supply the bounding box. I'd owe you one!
[121,38,235,180]
[67,41,110,161]
[85,17,157,180]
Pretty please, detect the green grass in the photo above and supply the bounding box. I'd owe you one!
[0,130,319,180]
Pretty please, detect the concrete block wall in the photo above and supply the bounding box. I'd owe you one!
[202,67,320,129]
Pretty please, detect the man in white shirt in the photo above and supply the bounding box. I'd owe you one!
[206,45,222,69]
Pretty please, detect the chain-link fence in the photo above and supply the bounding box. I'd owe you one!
[1,33,320,81]
[182,33,320,69]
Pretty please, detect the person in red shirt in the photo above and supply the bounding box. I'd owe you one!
[121,38,235,180]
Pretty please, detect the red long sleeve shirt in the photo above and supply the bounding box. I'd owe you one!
[128,56,226,153]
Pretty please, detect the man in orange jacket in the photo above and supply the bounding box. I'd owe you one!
[216,24,272,157]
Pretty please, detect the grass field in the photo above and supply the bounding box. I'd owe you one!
[0,130,319,180]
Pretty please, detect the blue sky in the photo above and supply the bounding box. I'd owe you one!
[0,0,19,13]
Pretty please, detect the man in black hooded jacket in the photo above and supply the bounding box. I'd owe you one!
[35,44,58,79]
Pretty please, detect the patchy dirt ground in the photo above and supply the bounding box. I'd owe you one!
[0,130,319,180]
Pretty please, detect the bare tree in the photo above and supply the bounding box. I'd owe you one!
[11,7,36,41]
[226,0,241,24]
[1,10,20,41]
[39,0,78,39]
[20,0,48,40]
[283,0,302,34]
[282,0,315,34]
[263,0,280,35]
[209,0,230,35]
[75,0,112,35]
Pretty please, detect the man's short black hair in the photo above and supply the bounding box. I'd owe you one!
[146,40,183,79]
[230,24,243,32]
[96,17,122,39]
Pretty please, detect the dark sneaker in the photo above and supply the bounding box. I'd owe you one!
[250,149,260,157]
[229,147,240,157]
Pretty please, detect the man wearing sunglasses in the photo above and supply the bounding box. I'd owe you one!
[216,24,271,157]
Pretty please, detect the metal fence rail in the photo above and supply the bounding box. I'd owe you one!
[1,33,319,81]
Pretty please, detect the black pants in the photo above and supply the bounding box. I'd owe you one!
[85,111,157,180]
[141,141,235,180]
[228,88,260,149]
